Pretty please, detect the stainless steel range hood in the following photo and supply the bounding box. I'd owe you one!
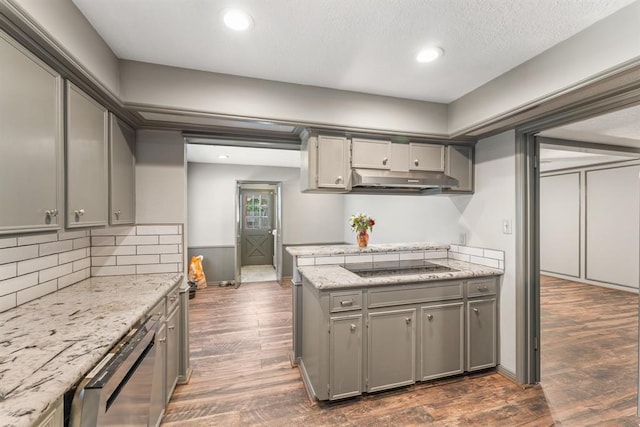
[351,168,458,190]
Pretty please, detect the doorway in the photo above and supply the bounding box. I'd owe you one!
[235,181,283,286]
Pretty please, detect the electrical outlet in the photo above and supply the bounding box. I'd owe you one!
[502,219,512,235]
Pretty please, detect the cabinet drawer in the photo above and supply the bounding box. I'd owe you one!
[150,299,166,319]
[330,291,362,312]
[466,278,497,297]
[166,285,180,313]
[368,283,463,308]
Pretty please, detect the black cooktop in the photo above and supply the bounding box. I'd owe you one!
[344,259,456,278]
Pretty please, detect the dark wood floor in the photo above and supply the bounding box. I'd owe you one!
[162,276,640,426]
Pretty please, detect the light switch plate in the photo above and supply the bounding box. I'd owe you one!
[502,219,512,234]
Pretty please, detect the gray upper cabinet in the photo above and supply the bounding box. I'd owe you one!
[66,83,108,228]
[316,135,350,189]
[109,114,136,225]
[351,138,391,170]
[446,145,474,193]
[0,31,63,234]
[409,143,445,171]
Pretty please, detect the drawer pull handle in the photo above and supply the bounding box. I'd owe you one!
[426,314,433,321]
[168,325,175,330]
[350,324,357,332]
[158,338,166,343]
[473,308,479,314]
[480,285,489,291]
[405,317,412,324]
[170,296,178,301]
[340,300,353,307]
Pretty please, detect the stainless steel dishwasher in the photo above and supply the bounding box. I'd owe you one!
[70,314,161,427]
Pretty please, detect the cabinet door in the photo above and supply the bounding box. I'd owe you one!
[166,306,180,403]
[0,32,63,234]
[420,302,464,380]
[317,135,349,189]
[329,314,362,400]
[352,138,391,170]
[150,323,166,426]
[446,145,474,192]
[367,308,416,392]
[409,143,444,171]
[109,114,135,225]
[66,83,108,228]
[467,298,497,371]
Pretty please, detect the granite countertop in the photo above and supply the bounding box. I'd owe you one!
[298,259,502,290]
[0,273,183,427]
[286,242,450,257]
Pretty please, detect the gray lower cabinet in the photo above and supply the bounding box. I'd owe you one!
[466,298,497,371]
[329,314,362,400]
[166,304,180,403]
[66,82,108,228]
[420,302,464,380]
[0,31,63,234]
[109,114,136,225]
[367,308,416,392]
[150,322,167,426]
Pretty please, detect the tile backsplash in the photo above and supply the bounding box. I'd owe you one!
[447,244,505,269]
[0,223,184,313]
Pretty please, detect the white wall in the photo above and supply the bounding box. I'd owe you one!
[457,130,517,375]
[341,194,462,245]
[187,163,345,247]
[136,129,186,224]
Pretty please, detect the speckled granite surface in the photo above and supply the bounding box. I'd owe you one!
[286,242,450,257]
[298,259,502,290]
[0,273,183,427]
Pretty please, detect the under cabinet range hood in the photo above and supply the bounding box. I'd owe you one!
[351,168,458,192]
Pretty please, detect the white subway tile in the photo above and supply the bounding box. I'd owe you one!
[136,263,178,274]
[449,244,460,252]
[91,236,115,246]
[136,225,179,235]
[115,235,159,246]
[0,237,17,249]
[92,256,116,267]
[178,224,183,234]
[448,252,470,262]
[0,293,16,313]
[0,245,39,264]
[117,255,160,265]
[399,252,424,261]
[458,246,484,257]
[373,253,400,263]
[0,263,17,281]
[40,240,73,256]
[345,254,373,264]
[40,263,73,283]
[137,245,178,255]
[91,246,136,257]
[483,249,505,261]
[470,256,500,268]
[499,260,505,270]
[425,250,447,259]
[315,256,344,265]
[73,257,91,272]
[17,233,57,246]
[92,265,136,276]
[161,254,183,263]
[159,235,182,245]
[0,272,38,296]
[58,269,89,289]
[17,279,57,305]
[73,237,91,249]
[59,248,87,264]
[296,257,314,266]
[58,230,88,240]
[91,226,135,236]
[178,244,183,254]
[17,254,58,276]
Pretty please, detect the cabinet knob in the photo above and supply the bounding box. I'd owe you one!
[350,324,357,332]
[336,176,343,184]
[382,157,388,165]
[340,299,353,307]
[114,209,121,218]
[45,209,58,218]
[473,308,479,314]
[74,209,85,217]
[405,317,412,324]
[426,314,433,320]
[414,159,419,166]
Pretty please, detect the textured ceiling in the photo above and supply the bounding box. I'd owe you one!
[71,0,635,103]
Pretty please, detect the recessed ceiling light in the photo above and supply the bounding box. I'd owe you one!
[223,9,254,31]
[416,47,444,63]
[218,154,229,159]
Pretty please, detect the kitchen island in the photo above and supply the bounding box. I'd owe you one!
[287,242,504,401]
[0,273,183,427]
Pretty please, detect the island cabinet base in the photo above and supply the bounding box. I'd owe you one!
[298,276,498,401]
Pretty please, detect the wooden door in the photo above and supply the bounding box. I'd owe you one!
[241,190,274,266]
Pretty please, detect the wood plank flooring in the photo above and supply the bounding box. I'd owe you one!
[162,276,640,426]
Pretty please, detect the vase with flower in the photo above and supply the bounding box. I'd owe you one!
[349,213,375,248]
